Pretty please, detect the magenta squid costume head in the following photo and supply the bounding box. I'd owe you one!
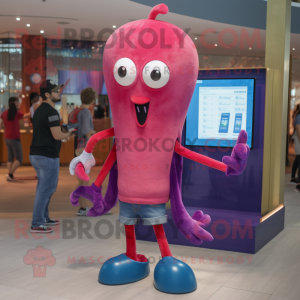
[103,5,198,138]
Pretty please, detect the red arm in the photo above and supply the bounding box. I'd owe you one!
[75,127,116,186]
[94,143,117,187]
[85,127,115,153]
[174,140,227,172]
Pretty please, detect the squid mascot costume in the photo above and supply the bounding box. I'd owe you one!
[69,3,249,294]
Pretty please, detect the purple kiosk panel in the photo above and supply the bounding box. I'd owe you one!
[182,68,265,213]
[136,68,284,254]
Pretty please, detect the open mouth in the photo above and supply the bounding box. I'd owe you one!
[134,102,149,126]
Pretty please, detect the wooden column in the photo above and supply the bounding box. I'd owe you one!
[262,0,291,215]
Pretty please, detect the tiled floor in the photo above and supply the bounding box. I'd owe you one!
[0,166,300,300]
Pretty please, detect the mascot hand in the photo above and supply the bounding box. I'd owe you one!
[222,130,250,176]
[69,150,95,181]
[178,210,213,245]
[70,183,105,214]
[192,210,211,228]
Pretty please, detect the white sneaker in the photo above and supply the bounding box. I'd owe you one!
[6,174,14,181]
[76,207,89,216]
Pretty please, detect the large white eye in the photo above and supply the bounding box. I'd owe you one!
[142,60,170,89]
[114,58,136,86]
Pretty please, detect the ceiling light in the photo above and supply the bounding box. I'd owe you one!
[16,17,20,21]
[26,24,30,27]
[40,30,44,33]
[215,44,218,47]
[71,47,74,49]
[249,47,252,50]
[92,46,95,49]
[194,37,197,40]
[112,25,116,28]
[293,48,296,50]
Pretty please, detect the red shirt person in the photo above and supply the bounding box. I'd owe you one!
[1,109,24,139]
[0,97,30,180]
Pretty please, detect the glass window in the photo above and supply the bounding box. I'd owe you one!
[0,35,22,112]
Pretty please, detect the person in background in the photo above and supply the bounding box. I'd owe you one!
[0,97,30,181]
[30,80,75,233]
[291,104,300,190]
[69,88,113,216]
[29,92,41,121]
[70,87,97,216]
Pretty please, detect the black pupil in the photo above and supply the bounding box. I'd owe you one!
[118,66,127,78]
[151,69,161,81]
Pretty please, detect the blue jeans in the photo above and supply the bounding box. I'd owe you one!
[30,155,59,227]
[119,201,167,226]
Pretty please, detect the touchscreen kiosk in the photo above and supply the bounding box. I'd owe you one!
[185,79,255,148]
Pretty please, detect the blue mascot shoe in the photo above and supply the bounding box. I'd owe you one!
[154,256,197,294]
[99,254,150,285]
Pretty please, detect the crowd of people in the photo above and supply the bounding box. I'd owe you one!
[0,79,107,233]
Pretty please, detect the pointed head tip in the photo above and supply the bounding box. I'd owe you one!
[148,3,168,20]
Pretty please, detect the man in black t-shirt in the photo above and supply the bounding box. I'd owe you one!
[30,80,74,233]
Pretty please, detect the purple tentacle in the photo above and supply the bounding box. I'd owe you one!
[70,162,118,217]
[170,150,213,245]
[87,162,119,216]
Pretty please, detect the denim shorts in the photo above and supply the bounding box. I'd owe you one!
[119,201,167,226]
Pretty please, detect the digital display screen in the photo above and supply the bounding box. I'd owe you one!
[58,70,104,94]
[185,79,255,148]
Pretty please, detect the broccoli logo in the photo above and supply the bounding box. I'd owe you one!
[23,246,56,277]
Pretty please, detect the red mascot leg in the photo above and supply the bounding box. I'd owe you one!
[125,225,137,261]
[153,224,172,257]
[125,225,148,262]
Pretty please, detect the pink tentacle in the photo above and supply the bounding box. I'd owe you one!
[75,163,89,182]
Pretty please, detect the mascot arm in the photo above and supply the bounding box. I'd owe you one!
[69,127,115,181]
[70,128,118,217]
[174,130,249,176]
[174,141,227,172]
[70,144,118,216]
[85,127,115,153]
[74,143,117,186]
[94,143,117,187]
